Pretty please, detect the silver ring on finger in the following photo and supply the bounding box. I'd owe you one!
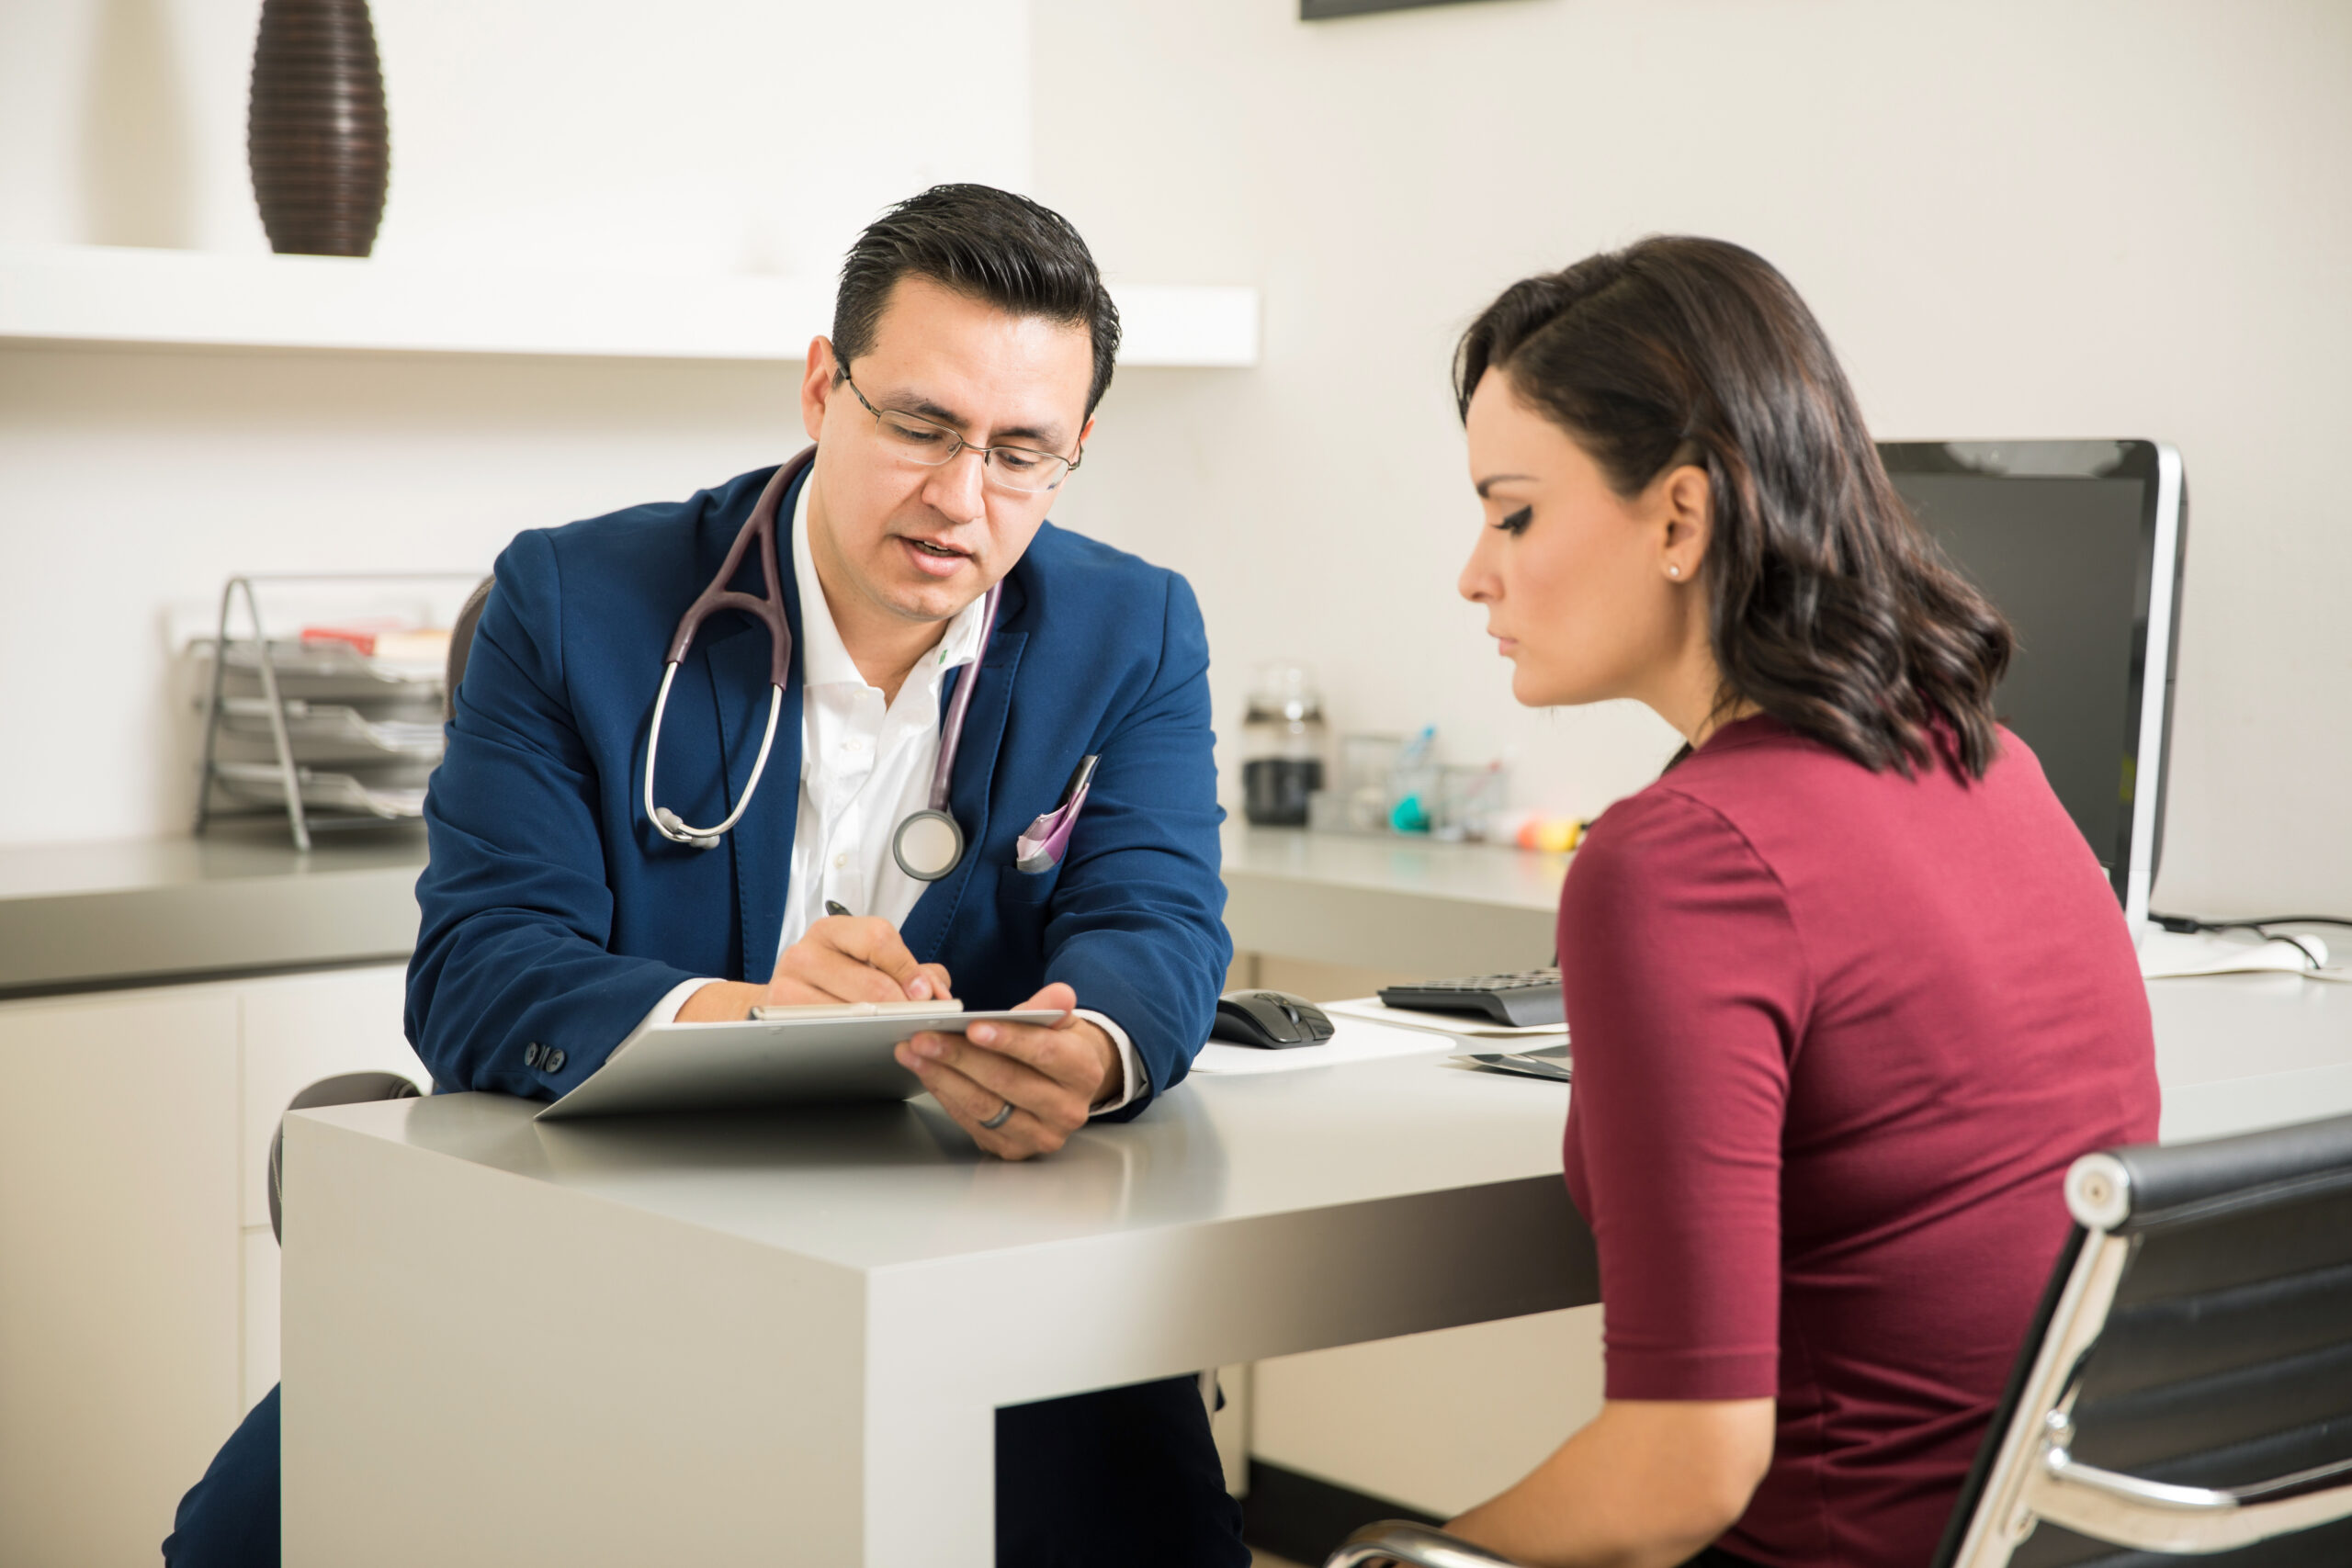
[979,1099,1016,1131]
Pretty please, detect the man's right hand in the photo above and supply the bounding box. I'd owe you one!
[676,917,954,1022]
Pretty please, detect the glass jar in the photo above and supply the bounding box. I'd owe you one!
[1335,733,1403,832]
[1240,663,1328,827]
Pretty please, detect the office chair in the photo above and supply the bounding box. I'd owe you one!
[443,577,493,723]
[1322,1110,2352,1568]
[1324,1523,1514,1567]
[266,1071,422,1246]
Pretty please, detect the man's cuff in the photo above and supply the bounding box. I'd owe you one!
[645,976,718,1030]
[1077,1009,1148,1115]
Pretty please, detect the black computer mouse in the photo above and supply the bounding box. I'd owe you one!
[1209,990,1336,1049]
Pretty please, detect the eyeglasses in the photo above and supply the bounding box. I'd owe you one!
[840,369,1080,496]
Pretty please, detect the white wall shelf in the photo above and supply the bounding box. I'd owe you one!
[0,245,1259,368]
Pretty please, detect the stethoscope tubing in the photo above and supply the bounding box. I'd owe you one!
[645,451,805,850]
[644,663,784,849]
[926,587,1000,812]
[641,445,1002,872]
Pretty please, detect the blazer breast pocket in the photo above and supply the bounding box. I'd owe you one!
[998,864,1061,906]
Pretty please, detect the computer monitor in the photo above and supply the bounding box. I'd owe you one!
[1877,441,2187,931]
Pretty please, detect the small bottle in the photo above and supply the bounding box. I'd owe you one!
[1240,663,1328,827]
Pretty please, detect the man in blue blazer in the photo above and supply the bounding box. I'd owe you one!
[166,186,1243,1567]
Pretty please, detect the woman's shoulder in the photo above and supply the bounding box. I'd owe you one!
[1669,713,1863,793]
[1569,773,1781,917]
[1576,713,2100,959]
[1566,716,1888,913]
[1577,717,1819,862]
[1562,763,1816,1029]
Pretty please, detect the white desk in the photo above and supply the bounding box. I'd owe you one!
[281,973,2352,1566]
[282,1043,1586,1566]
[2149,973,2352,1140]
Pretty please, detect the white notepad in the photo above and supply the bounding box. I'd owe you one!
[1320,995,1570,1041]
[537,1007,1059,1121]
[1188,1017,1453,1077]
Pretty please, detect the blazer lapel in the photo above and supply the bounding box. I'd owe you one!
[702,468,809,984]
[900,627,1027,964]
[706,622,800,981]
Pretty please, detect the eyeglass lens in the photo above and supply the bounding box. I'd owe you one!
[871,410,1071,495]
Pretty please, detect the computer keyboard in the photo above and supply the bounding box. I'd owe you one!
[1378,967,1564,1029]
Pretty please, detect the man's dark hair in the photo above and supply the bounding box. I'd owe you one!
[831,184,1122,419]
[1456,236,2013,780]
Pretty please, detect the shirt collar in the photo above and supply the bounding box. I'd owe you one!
[790,474,989,695]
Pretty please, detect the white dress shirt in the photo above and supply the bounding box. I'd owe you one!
[778,476,993,950]
[639,479,1142,1113]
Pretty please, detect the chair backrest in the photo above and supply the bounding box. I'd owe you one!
[1935,1110,2352,1568]
[267,1070,422,1245]
[443,577,493,723]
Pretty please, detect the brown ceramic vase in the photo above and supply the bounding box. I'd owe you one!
[247,0,390,256]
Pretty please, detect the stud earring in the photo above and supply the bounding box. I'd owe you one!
[1668,564,1681,579]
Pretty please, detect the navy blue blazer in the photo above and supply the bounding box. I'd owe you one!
[406,458,1230,1118]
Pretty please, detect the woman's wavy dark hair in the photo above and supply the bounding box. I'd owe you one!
[1454,237,2012,778]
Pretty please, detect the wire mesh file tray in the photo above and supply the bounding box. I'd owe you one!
[209,761,432,820]
[216,698,446,762]
[193,571,483,850]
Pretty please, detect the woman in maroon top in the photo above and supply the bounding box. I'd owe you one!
[1438,240,2160,1568]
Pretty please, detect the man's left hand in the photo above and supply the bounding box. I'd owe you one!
[895,982,1120,1160]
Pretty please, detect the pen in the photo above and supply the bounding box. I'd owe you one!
[824,900,852,919]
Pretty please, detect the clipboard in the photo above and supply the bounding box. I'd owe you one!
[536,1006,1060,1122]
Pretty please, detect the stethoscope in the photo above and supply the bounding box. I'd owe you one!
[641,446,1002,882]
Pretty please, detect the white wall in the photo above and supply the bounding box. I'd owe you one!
[0,0,1031,270]
[0,345,803,836]
[0,0,1027,845]
[1032,0,2352,919]
[6,0,2349,921]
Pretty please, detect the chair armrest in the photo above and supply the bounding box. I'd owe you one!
[2030,1441,2352,1555]
[1324,1520,1524,1568]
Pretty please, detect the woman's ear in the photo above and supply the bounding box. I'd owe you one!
[1658,463,1713,578]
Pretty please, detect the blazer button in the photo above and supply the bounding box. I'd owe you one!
[524,1043,543,1066]
[544,1048,568,1072]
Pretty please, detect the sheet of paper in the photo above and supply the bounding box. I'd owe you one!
[1321,995,1569,1041]
[1189,1017,1454,1077]
[2138,928,2328,980]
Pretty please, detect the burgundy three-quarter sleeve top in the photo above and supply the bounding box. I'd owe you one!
[1559,716,2159,1568]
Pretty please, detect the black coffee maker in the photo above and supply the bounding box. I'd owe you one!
[1240,663,1326,827]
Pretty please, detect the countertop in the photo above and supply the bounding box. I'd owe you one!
[0,822,426,995]
[1218,825,1565,973]
[9,824,2350,1139]
[0,823,1561,996]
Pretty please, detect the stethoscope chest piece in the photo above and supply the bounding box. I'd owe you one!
[892,809,966,882]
